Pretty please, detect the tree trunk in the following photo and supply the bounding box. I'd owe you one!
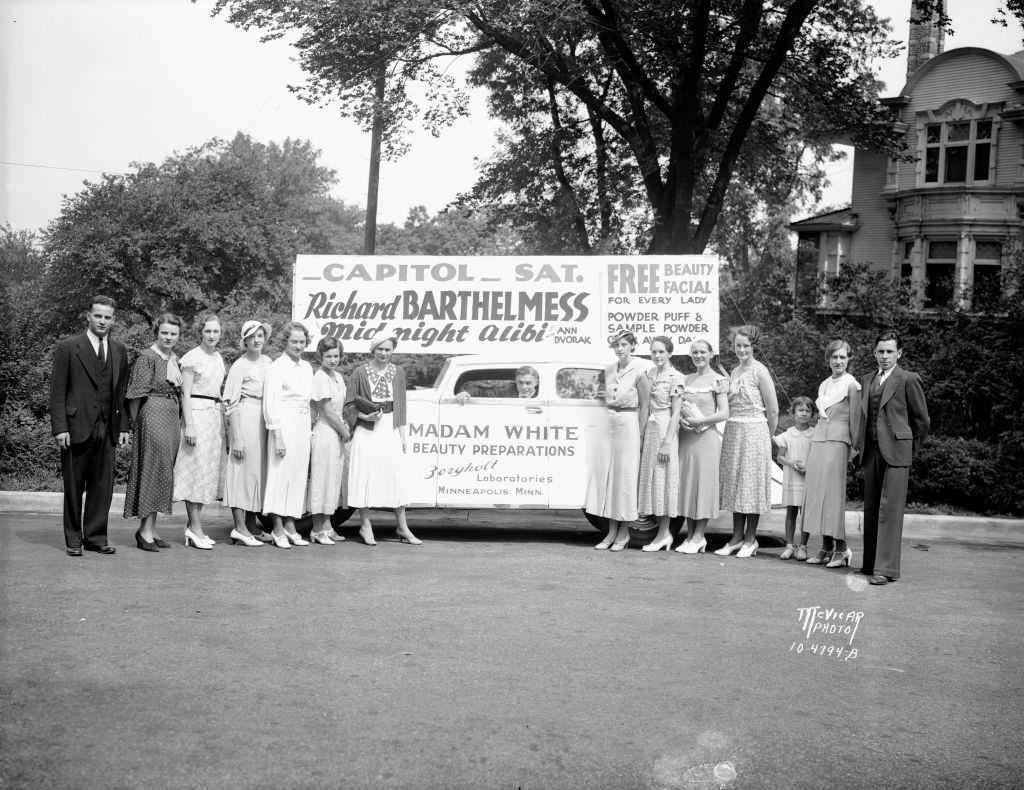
[363,60,387,255]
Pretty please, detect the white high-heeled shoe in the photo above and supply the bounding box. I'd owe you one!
[736,540,759,558]
[184,527,213,550]
[229,529,262,547]
[595,535,615,550]
[271,532,291,549]
[285,532,309,546]
[676,537,707,554]
[396,529,422,545]
[310,531,336,545]
[714,541,743,556]
[642,535,673,552]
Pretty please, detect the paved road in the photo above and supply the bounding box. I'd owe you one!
[1,510,1022,789]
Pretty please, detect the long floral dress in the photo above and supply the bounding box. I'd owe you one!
[124,349,181,518]
[719,360,773,514]
[637,365,685,518]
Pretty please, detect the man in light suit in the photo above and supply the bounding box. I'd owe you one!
[455,366,540,403]
[49,295,131,555]
[854,331,930,585]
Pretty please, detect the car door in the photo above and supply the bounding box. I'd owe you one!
[432,364,550,508]
[546,363,606,509]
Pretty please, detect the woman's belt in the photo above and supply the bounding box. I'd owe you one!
[191,394,221,402]
[607,405,637,412]
[240,395,263,402]
[727,415,766,423]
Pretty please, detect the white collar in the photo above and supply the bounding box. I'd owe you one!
[86,329,106,353]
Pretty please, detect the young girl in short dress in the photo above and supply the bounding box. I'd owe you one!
[773,396,816,560]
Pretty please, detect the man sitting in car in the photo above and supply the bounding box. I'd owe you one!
[456,365,539,403]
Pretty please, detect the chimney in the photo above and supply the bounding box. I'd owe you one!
[907,0,946,80]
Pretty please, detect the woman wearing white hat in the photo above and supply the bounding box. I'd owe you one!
[222,320,273,546]
[346,333,421,546]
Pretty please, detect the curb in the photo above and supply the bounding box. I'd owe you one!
[3,491,1023,546]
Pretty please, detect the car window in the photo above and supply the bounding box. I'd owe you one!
[556,368,604,400]
[454,369,517,398]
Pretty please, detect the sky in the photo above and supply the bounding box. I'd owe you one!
[1,0,1021,236]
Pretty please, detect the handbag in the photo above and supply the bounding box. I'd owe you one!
[350,395,380,431]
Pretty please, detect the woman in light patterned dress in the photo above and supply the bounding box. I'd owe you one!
[587,329,651,551]
[676,339,730,554]
[716,325,779,558]
[637,336,685,552]
[262,322,315,549]
[307,337,351,545]
[346,334,421,546]
[124,313,183,552]
[222,320,273,547]
[172,314,226,550]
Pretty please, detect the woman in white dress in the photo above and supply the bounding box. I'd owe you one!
[172,314,226,550]
[222,320,273,547]
[307,337,351,545]
[587,329,650,550]
[346,334,421,546]
[262,322,314,549]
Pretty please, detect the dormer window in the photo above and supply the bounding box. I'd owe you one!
[923,118,993,184]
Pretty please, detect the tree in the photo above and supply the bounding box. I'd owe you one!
[43,133,361,333]
[212,0,902,254]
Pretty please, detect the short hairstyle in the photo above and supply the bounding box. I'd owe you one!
[316,336,343,362]
[729,324,761,345]
[89,295,116,311]
[152,312,183,336]
[825,339,851,363]
[281,321,311,345]
[690,339,713,354]
[650,335,674,354]
[197,313,221,330]
[873,330,901,349]
[515,365,539,382]
[790,395,818,416]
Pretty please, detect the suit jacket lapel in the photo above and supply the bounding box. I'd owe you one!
[75,334,101,387]
[860,373,873,415]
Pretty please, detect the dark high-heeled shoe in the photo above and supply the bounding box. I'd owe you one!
[152,537,171,549]
[135,529,159,552]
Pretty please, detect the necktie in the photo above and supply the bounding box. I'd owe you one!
[875,371,883,390]
[97,340,105,366]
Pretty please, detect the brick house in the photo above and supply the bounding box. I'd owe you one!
[791,4,1023,312]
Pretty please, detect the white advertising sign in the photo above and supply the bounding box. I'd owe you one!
[294,255,719,354]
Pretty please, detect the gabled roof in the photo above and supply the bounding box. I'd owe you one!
[789,206,859,232]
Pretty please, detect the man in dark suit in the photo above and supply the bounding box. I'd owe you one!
[854,331,930,585]
[49,295,131,555]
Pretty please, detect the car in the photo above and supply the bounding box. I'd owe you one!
[323,354,783,541]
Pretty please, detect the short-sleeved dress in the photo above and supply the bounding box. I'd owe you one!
[124,349,181,519]
[801,373,861,539]
[347,362,409,508]
[306,369,348,516]
[637,365,685,518]
[262,353,314,519]
[773,426,814,507]
[222,353,272,511]
[678,374,728,520]
[172,347,226,504]
[584,357,647,522]
[719,360,773,514]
